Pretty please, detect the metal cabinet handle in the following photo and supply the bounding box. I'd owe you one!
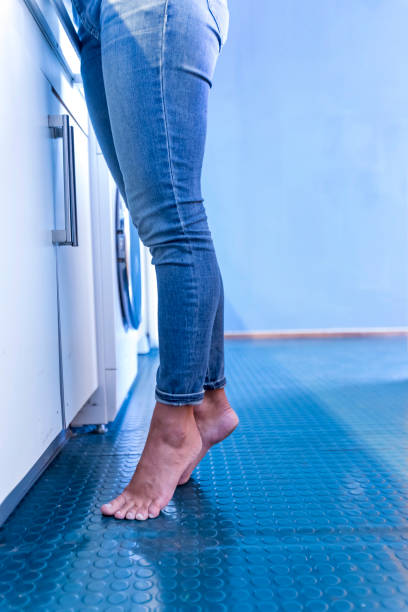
[67,124,78,246]
[49,113,79,246]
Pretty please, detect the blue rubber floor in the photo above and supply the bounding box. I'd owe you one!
[2,337,408,611]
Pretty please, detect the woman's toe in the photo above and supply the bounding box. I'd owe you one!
[101,492,127,515]
[114,499,136,519]
[125,509,136,520]
[135,508,149,520]
[147,502,161,519]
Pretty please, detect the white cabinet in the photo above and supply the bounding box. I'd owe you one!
[0,0,98,517]
[0,11,63,506]
[52,109,98,427]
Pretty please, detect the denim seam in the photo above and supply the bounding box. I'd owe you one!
[204,376,226,386]
[155,395,203,407]
[159,0,202,397]
[156,387,204,399]
[203,380,226,390]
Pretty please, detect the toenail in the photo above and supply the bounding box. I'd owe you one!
[136,513,145,520]
[148,513,156,519]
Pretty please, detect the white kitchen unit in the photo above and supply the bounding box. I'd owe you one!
[72,133,159,426]
[0,0,98,523]
[51,108,98,427]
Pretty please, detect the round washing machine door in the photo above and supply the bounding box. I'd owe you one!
[115,188,142,331]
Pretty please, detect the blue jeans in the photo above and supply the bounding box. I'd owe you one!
[76,0,229,406]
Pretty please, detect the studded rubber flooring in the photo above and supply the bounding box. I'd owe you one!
[2,337,408,610]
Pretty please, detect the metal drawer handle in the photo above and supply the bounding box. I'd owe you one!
[49,113,79,246]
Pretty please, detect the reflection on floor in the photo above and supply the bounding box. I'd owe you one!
[2,337,408,610]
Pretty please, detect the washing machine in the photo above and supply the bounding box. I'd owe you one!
[72,126,158,426]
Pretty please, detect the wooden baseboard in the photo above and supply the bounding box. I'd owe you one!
[224,328,408,340]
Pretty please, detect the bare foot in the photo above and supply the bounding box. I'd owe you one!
[101,401,202,520]
[178,388,239,485]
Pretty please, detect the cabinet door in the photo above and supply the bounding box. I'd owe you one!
[0,17,63,503]
[52,103,99,427]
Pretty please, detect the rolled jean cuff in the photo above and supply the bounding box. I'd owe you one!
[155,387,204,406]
[203,376,227,391]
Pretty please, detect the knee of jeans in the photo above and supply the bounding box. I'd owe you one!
[144,227,216,267]
[127,214,191,266]
[128,196,212,266]
[147,241,195,267]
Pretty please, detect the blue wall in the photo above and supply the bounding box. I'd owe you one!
[203,0,408,332]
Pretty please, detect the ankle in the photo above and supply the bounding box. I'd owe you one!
[153,401,195,429]
[204,388,227,402]
[197,388,231,417]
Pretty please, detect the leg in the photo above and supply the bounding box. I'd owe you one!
[178,270,238,485]
[79,16,227,397]
[78,20,226,393]
[77,21,127,203]
[204,267,226,391]
[79,0,235,518]
[99,0,222,406]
